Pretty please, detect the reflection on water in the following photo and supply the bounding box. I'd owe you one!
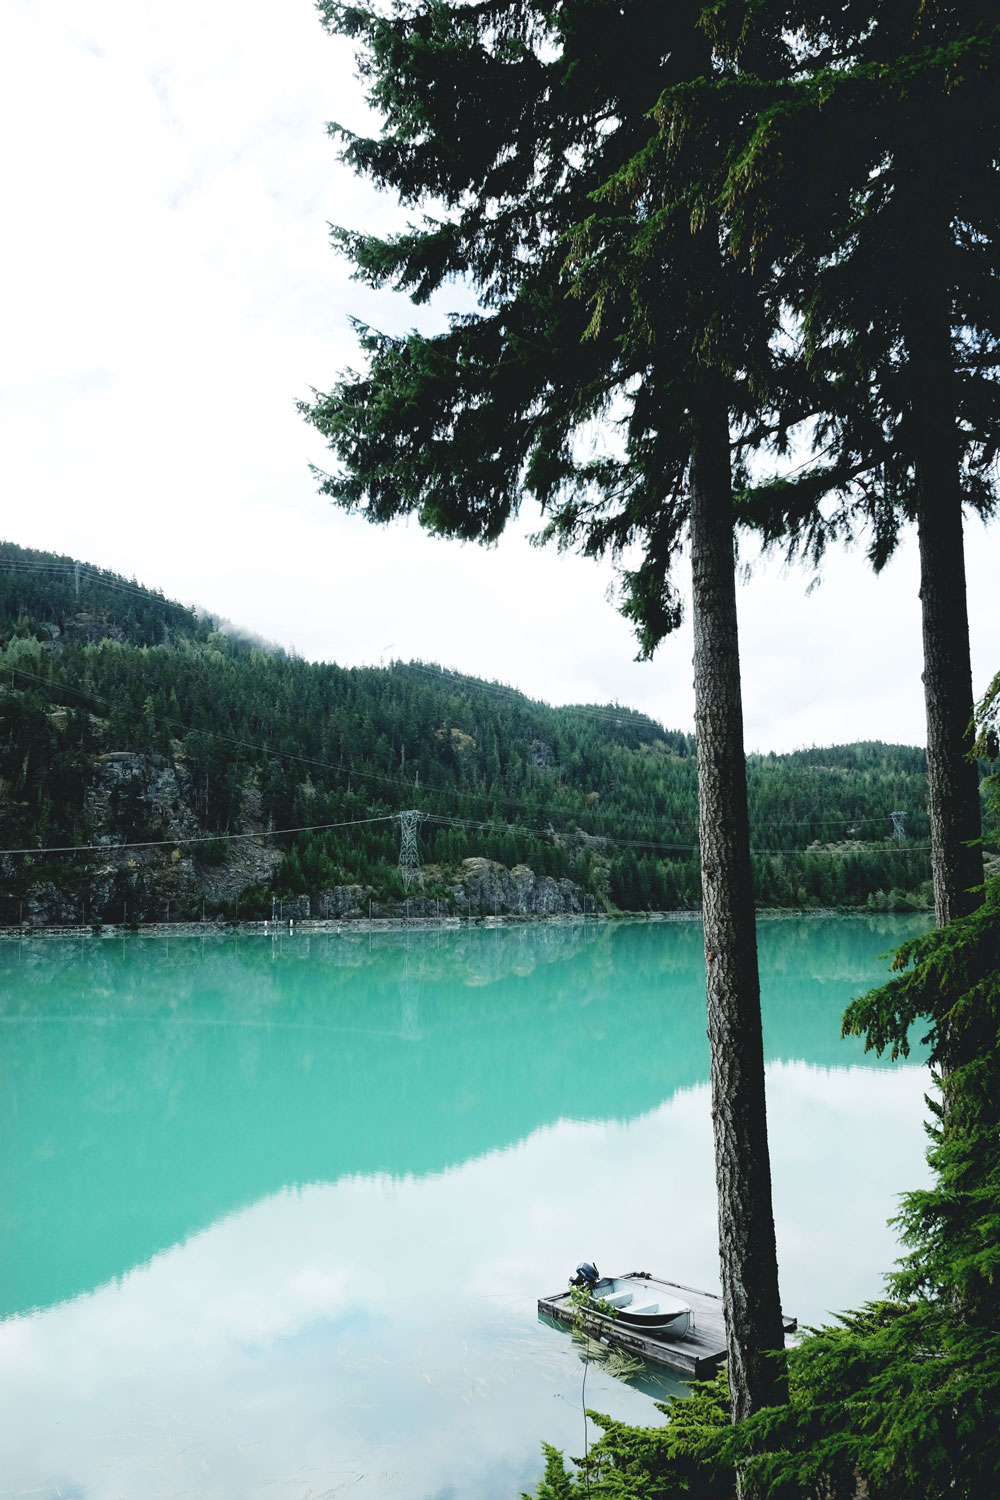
[0,916,930,1499]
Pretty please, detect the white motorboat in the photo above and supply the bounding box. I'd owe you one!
[569,1265,693,1335]
[592,1276,693,1333]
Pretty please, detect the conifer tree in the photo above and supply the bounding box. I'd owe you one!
[303,0,788,1422]
[696,1,1000,926]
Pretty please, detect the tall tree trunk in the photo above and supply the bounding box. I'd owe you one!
[689,385,788,1426]
[904,206,983,927]
[916,490,983,926]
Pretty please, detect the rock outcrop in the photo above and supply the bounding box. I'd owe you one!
[8,743,595,926]
[450,858,595,916]
[313,885,371,919]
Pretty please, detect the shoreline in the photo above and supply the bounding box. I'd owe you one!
[0,905,932,941]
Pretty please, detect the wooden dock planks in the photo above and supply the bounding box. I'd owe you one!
[538,1273,797,1380]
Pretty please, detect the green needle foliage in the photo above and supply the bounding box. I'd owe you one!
[526,1372,734,1499]
[303,0,1000,1430]
[688,3,1000,557]
[677,1,1000,923]
[722,875,1000,1499]
[303,0,789,653]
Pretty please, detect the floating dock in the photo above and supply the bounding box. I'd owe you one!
[538,1273,797,1380]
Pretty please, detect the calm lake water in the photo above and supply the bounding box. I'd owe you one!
[1,916,932,1500]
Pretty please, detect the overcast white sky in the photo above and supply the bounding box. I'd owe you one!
[1,0,996,752]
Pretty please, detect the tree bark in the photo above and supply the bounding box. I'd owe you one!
[907,293,983,927]
[894,151,984,927]
[917,499,983,926]
[689,386,788,1425]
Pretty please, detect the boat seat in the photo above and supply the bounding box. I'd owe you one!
[628,1302,659,1317]
[603,1292,633,1308]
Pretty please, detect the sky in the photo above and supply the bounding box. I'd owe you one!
[1,0,996,753]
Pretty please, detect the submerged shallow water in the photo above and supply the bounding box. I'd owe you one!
[1,915,931,1499]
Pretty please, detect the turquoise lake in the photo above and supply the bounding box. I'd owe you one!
[0,916,932,1499]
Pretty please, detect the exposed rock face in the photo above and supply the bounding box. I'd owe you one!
[11,748,275,925]
[195,840,282,904]
[20,850,203,928]
[450,858,594,916]
[59,613,127,647]
[278,895,311,920]
[193,783,282,903]
[528,739,554,769]
[312,888,443,920]
[22,881,82,925]
[308,864,594,923]
[86,752,201,843]
[8,747,593,925]
[314,886,370,919]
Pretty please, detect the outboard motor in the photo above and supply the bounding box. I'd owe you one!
[569,1262,600,1292]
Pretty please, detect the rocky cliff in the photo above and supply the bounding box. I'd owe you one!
[5,741,593,925]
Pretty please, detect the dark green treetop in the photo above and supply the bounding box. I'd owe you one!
[635,0,1000,926]
[303,0,789,654]
[677,1,1000,563]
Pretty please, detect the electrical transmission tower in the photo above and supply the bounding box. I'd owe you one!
[396,809,426,891]
[890,811,908,842]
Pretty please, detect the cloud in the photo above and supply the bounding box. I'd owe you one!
[1,0,996,753]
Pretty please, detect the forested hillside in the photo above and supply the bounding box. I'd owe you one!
[0,541,971,925]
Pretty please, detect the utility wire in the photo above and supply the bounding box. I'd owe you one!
[2,558,931,835]
[1,566,686,738]
[0,560,191,611]
[0,803,932,863]
[3,664,436,804]
[2,663,929,844]
[4,661,704,834]
[0,815,395,858]
[424,810,933,859]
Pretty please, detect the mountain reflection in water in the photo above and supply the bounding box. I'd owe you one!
[0,917,931,1500]
[2,916,927,1318]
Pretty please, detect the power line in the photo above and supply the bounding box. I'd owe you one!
[0,806,932,864]
[0,815,394,859]
[2,554,933,820]
[0,556,941,887]
[0,559,191,612]
[4,661,697,836]
[2,663,929,846]
[3,663,429,803]
[2,561,678,739]
[423,811,933,859]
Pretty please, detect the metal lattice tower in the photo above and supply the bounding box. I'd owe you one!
[890,811,908,842]
[397,809,426,891]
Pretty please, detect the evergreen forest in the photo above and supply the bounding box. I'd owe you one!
[0,541,976,925]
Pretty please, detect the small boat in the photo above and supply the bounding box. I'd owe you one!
[543,1269,794,1376]
[569,1264,693,1336]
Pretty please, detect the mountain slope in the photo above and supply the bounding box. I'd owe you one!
[0,540,950,924]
